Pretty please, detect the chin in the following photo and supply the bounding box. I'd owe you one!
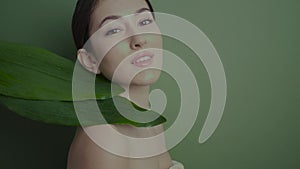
[130,69,161,86]
[107,69,161,87]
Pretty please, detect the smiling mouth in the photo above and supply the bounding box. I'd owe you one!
[131,51,154,67]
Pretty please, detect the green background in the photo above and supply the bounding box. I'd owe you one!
[0,0,299,168]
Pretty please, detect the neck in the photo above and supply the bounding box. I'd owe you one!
[120,84,150,109]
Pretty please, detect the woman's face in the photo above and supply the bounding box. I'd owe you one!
[87,0,162,86]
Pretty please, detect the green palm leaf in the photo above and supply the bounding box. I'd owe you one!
[0,42,166,127]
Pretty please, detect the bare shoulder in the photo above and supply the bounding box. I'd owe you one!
[67,126,129,169]
[67,125,172,169]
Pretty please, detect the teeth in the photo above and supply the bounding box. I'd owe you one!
[136,56,151,63]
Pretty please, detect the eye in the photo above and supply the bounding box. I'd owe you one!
[105,28,122,36]
[139,18,153,26]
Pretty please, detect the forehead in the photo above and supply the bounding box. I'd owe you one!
[92,0,149,21]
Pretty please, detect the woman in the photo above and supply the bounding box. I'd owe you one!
[67,0,184,168]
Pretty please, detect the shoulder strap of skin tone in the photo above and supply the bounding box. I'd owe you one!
[169,160,184,169]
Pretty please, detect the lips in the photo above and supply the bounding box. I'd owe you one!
[131,51,154,67]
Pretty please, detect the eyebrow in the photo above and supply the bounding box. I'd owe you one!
[98,8,151,28]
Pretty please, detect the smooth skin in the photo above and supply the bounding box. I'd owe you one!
[67,0,173,168]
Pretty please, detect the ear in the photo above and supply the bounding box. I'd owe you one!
[77,49,101,74]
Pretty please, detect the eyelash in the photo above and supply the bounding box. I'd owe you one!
[105,18,154,36]
[105,28,122,36]
[139,18,153,26]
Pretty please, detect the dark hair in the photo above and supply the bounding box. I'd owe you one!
[72,0,154,49]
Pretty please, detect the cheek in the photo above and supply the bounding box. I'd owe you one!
[148,35,163,48]
[99,53,119,78]
[89,33,127,61]
[99,44,130,78]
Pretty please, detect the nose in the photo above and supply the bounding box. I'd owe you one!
[130,35,147,50]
